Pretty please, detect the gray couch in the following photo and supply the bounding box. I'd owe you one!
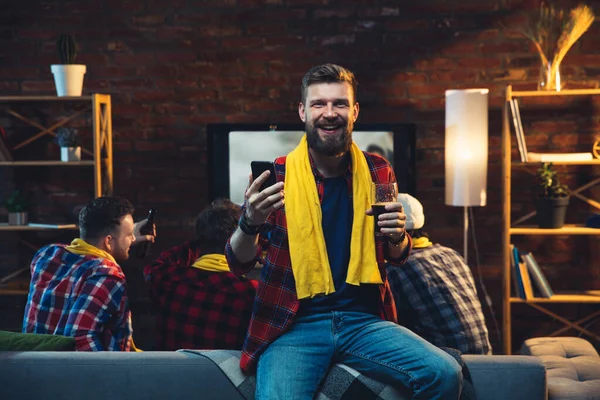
[0,351,546,400]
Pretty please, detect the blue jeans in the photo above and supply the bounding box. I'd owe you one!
[256,311,462,400]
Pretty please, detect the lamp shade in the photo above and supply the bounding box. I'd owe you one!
[445,89,489,207]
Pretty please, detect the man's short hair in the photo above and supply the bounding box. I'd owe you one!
[195,198,242,254]
[79,196,135,240]
[301,64,358,103]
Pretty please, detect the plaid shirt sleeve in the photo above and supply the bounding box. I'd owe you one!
[65,275,127,351]
[226,198,276,276]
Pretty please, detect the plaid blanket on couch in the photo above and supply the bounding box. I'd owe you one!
[179,349,474,400]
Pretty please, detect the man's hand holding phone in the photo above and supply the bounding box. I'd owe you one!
[245,161,284,227]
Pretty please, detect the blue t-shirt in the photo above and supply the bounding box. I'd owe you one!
[299,176,380,316]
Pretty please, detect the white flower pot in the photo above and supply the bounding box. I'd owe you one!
[8,212,27,226]
[61,147,81,162]
[51,64,86,97]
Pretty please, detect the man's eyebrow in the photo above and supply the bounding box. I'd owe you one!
[309,98,350,105]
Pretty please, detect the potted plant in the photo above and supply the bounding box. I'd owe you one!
[56,127,81,162]
[51,33,86,97]
[4,190,29,226]
[534,162,569,228]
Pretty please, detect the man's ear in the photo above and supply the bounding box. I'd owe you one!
[352,101,360,123]
[298,102,306,122]
[102,235,112,252]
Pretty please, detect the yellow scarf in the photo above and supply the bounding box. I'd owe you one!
[285,135,382,299]
[412,237,433,249]
[190,254,230,273]
[65,238,116,264]
[66,238,143,351]
[130,337,143,352]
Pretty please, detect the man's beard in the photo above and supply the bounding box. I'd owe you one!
[306,117,353,157]
[113,247,129,264]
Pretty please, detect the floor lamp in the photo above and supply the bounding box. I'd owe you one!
[445,89,489,264]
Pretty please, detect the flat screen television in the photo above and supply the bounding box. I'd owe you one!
[207,123,416,205]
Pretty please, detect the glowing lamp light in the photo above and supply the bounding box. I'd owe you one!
[445,88,489,262]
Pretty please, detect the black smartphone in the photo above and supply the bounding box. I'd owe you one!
[251,161,276,192]
[137,208,157,258]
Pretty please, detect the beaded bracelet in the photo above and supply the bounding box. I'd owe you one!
[238,211,264,235]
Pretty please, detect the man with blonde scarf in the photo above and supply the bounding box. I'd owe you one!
[23,196,155,351]
[227,64,462,399]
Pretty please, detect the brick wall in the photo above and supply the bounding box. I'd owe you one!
[0,0,599,352]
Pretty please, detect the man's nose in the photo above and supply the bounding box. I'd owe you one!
[324,104,338,118]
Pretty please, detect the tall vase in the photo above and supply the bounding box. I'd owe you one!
[538,60,562,91]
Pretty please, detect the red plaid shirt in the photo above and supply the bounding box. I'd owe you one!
[226,151,412,373]
[143,241,257,351]
[23,244,132,351]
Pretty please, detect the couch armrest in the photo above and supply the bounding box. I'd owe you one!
[0,351,244,400]
[464,355,547,400]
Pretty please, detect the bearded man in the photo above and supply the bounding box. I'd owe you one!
[23,196,155,351]
[226,64,462,399]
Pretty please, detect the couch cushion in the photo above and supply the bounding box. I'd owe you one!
[0,330,76,351]
[521,337,600,400]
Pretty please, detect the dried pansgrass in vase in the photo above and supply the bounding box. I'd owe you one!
[518,3,595,91]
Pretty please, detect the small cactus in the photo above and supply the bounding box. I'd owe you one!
[57,33,77,64]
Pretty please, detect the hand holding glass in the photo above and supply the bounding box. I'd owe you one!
[372,183,398,236]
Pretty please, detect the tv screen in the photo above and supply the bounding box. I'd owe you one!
[207,123,416,205]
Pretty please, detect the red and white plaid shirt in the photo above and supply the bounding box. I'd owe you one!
[143,241,257,351]
[226,151,412,373]
[23,244,132,351]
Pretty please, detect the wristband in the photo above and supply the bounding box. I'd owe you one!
[388,231,406,247]
[239,211,264,235]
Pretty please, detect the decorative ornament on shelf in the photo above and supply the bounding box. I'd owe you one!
[593,139,600,159]
[51,33,87,97]
[55,127,81,162]
[517,3,595,91]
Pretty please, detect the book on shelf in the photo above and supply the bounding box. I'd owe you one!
[511,245,526,298]
[510,244,519,297]
[523,252,554,298]
[518,261,534,300]
[27,223,78,229]
[509,99,528,162]
[526,152,594,162]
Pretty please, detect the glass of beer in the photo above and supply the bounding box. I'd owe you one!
[372,182,398,236]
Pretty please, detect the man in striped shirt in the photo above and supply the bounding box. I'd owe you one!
[387,193,492,355]
[23,196,155,351]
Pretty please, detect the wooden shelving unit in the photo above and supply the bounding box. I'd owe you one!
[510,225,600,235]
[0,289,29,296]
[0,94,113,294]
[0,224,78,231]
[514,160,600,167]
[502,85,600,354]
[0,161,95,166]
[0,96,97,102]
